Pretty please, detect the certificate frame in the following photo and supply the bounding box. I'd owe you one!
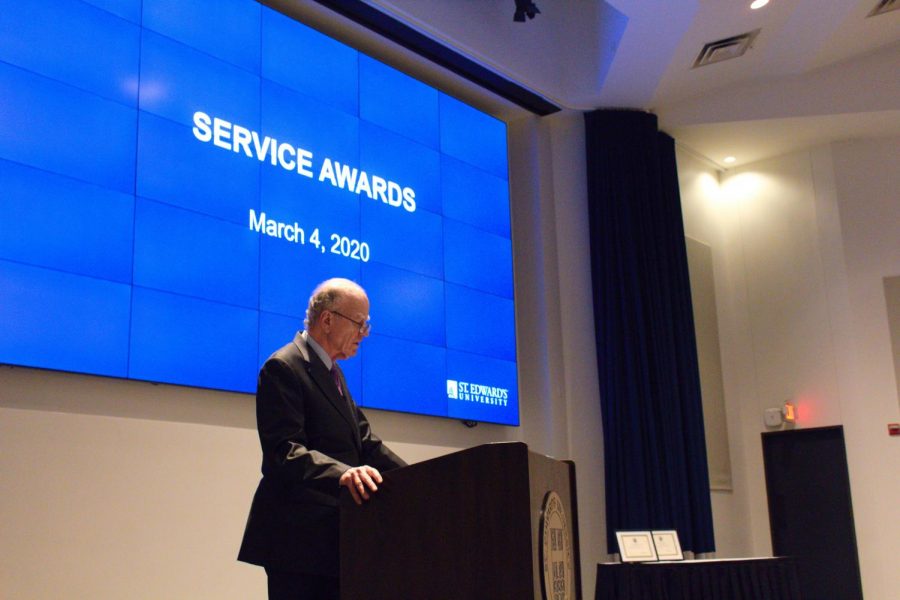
[651,530,684,561]
[615,531,658,562]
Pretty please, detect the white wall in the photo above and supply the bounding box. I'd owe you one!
[825,137,900,598]
[0,106,605,599]
[0,400,264,599]
[678,150,758,557]
[676,135,900,599]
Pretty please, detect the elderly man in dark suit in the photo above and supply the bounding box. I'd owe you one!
[239,278,407,600]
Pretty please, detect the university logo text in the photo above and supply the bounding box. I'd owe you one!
[446,379,509,407]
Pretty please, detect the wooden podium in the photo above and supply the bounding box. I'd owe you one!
[340,442,581,600]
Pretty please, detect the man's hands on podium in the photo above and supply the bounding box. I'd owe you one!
[339,465,383,505]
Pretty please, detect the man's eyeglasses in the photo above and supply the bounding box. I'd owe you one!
[330,310,371,335]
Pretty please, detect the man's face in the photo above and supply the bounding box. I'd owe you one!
[324,292,370,360]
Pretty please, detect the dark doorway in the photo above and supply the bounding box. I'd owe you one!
[762,426,863,600]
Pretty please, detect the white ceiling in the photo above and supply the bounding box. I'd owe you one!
[367,0,900,169]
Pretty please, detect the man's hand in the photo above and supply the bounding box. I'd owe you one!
[339,465,383,505]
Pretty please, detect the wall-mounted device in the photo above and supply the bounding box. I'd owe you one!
[764,401,797,428]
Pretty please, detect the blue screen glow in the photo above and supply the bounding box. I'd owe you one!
[0,0,518,425]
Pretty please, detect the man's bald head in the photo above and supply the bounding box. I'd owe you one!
[304,278,367,330]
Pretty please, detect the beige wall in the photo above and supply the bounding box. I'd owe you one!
[826,137,900,598]
[677,135,900,599]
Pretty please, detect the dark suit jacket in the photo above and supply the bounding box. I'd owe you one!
[238,332,406,576]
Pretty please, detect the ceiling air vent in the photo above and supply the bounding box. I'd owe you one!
[868,0,900,17]
[692,29,761,68]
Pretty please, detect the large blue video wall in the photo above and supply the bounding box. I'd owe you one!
[0,0,518,425]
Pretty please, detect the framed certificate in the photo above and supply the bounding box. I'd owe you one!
[651,530,684,561]
[615,531,657,562]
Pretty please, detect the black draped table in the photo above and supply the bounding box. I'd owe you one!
[595,557,802,600]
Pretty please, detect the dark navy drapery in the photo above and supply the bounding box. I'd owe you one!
[584,109,715,554]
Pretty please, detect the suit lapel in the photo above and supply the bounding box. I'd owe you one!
[293,333,361,450]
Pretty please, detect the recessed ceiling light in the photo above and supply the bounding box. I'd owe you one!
[724,156,736,164]
[750,0,770,9]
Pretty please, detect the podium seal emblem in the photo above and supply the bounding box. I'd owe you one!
[540,490,574,600]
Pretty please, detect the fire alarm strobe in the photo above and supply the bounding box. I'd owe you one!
[888,423,900,436]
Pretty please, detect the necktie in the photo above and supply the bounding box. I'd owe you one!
[330,365,343,397]
[331,364,359,439]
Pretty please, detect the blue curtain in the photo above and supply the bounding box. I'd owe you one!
[584,109,715,554]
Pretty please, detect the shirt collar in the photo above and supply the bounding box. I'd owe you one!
[302,330,334,371]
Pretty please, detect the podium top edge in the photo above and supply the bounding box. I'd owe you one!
[400,441,572,469]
